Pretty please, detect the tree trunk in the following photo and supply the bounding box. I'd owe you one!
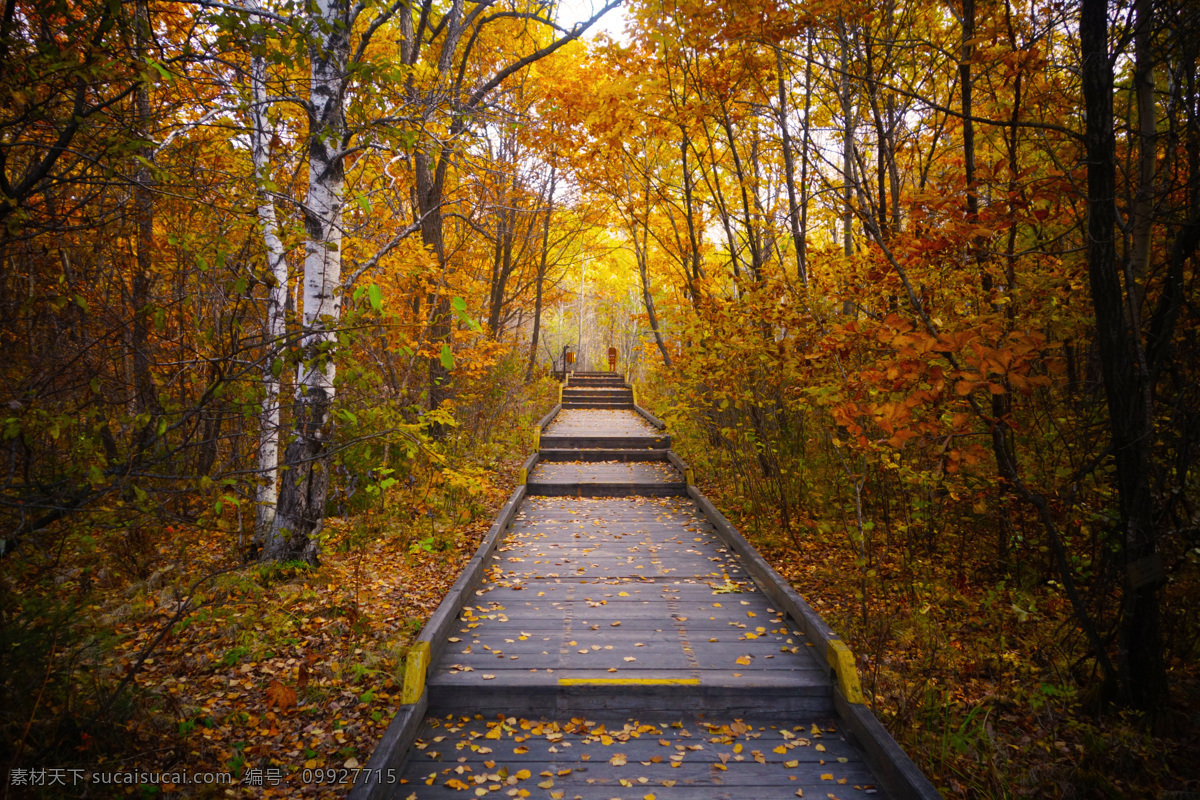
[799,33,813,286]
[266,0,350,566]
[775,46,806,287]
[840,23,856,315]
[248,8,290,549]
[132,0,159,432]
[1080,0,1166,710]
[636,178,672,368]
[526,165,556,382]
[1127,0,1156,313]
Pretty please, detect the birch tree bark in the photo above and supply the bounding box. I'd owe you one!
[265,0,350,565]
[246,1,290,548]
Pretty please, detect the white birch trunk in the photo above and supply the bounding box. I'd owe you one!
[247,13,289,547]
[265,0,349,564]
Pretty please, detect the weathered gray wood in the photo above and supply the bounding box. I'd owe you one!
[345,690,428,800]
[544,409,660,436]
[419,485,528,671]
[531,462,681,483]
[527,482,687,497]
[362,397,940,800]
[835,688,943,800]
[666,450,691,479]
[539,448,670,462]
[540,435,672,449]
[688,486,840,668]
[519,452,539,475]
[634,404,668,430]
[537,404,562,431]
[393,713,880,799]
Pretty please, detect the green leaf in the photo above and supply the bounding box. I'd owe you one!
[145,58,172,82]
[451,296,467,312]
[439,344,454,370]
[368,283,383,312]
[355,192,372,215]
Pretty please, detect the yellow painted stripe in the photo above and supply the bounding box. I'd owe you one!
[557,678,700,686]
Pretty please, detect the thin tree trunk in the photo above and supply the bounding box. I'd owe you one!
[799,32,813,286]
[248,9,290,548]
[526,165,556,382]
[679,130,705,299]
[840,23,856,315]
[266,0,350,565]
[636,178,672,368]
[1080,0,1166,710]
[1127,0,1156,313]
[775,46,806,287]
[132,0,158,432]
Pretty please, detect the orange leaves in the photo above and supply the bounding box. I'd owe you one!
[265,680,298,713]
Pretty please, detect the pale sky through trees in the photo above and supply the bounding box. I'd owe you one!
[556,0,630,42]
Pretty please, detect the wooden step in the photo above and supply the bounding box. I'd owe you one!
[526,461,684,496]
[538,448,669,462]
[399,712,871,799]
[540,434,670,449]
[426,674,833,717]
[563,388,632,397]
[526,482,686,497]
[562,401,634,409]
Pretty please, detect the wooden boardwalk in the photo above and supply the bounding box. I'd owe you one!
[353,372,940,800]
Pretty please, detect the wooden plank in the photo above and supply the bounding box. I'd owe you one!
[634,404,667,430]
[835,688,942,800]
[526,482,687,497]
[539,448,670,462]
[540,435,671,449]
[531,462,682,483]
[544,409,660,436]
[417,485,528,674]
[687,487,840,668]
[344,691,428,800]
[536,404,562,430]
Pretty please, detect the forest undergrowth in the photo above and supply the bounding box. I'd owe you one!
[654,379,1200,800]
[0,362,557,799]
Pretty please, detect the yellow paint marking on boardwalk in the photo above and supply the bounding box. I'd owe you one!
[557,678,700,686]
[402,641,431,703]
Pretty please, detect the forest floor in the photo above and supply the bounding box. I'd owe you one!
[690,476,1200,800]
[2,460,526,799]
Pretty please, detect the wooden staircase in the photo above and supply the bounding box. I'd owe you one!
[351,375,943,800]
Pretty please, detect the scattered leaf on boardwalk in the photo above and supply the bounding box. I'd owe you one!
[610,753,628,766]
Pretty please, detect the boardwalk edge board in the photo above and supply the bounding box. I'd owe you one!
[632,402,667,430]
[348,484,527,800]
[686,483,942,800]
[536,403,561,431]
[345,691,428,800]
